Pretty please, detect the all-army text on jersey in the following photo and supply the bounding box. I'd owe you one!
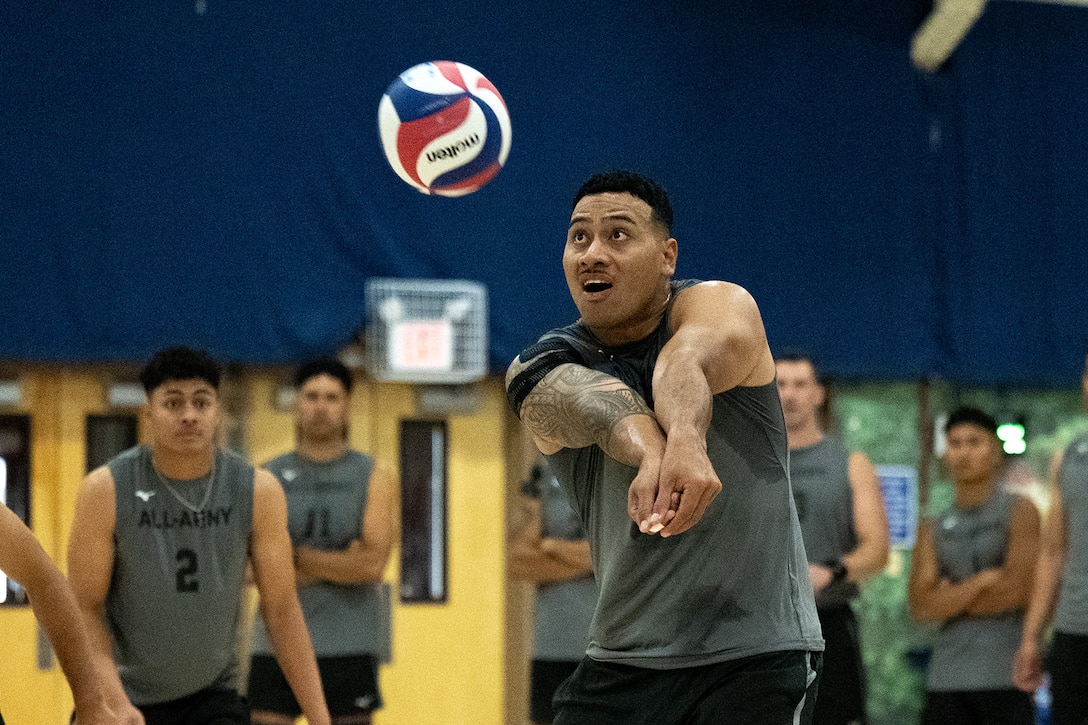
[138,506,234,530]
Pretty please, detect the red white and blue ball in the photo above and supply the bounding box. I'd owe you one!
[378,61,512,197]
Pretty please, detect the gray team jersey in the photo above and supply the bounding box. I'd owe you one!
[789,436,860,608]
[512,279,823,669]
[523,463,598,661]
[1055,432,1088,635]
[927,486,1023,691]
[108,445,254,704]
[251,450,387,657]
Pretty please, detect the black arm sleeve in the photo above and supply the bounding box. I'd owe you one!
[506,338,580,417]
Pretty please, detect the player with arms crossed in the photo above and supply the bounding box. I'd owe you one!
[67,346,330,725]
[249,358,396,725]
[506,170,823,725]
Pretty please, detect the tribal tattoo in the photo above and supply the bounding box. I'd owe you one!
[518,361,653,451]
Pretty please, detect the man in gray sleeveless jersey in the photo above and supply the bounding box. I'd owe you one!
[67,347,330,725]
[1015,352,1088,724]
[776,354,889,725]
[509,459,596,725]
[506,170,823,724]
[909,407,1040,724]
[248,358,396,725]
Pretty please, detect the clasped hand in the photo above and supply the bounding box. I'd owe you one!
[628,431,721,538]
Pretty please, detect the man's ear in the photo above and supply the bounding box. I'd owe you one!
[662,237,678,276]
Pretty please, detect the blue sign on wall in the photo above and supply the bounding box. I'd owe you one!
[876,465,918,549]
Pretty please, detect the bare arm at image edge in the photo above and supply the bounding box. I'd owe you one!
[65,468,145,725]
[1014,451,1068,691]
[0,504,120,725]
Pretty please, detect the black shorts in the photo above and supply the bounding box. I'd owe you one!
[137,688,249,725]
[247,654,382,717]
[921,689,1035,725]
[813,605,867,725]
[530,659,580,724]
[1048,630,1088,725]
[553,649,822,725]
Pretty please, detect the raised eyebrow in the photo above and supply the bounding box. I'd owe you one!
[567,213,638,229]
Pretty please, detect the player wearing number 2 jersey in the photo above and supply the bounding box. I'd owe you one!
[67,346,330,725]
[106,445,252,704]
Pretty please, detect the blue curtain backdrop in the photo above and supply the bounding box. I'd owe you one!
[1,1,1085,385]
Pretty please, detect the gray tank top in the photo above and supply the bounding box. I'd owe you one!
[538,280,823,669]
[926,486,1023,690]
[108,445,253,704]
[1055,433,1088,635]
[524,463,597,661]
[789,436,859,608]
[251,450,387,657]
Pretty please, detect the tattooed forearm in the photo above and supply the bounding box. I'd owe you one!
[518,363,654,452]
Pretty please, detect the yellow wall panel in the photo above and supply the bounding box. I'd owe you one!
[377,383,509,725]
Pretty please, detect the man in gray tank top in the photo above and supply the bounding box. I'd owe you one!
[1015,352,1088,724]
[66,346,330,725]
[248,358,396,725]
[508,459,597,725]
[776,354,890,725]
[908,407,1040,724]
[506,170,823,724]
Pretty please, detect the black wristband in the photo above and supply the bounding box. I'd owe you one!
[825,559,848,583]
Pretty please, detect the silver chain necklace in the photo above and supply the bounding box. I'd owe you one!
[152,455,217,514]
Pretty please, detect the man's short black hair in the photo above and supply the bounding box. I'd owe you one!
[773,350,822,382]
[139,346,221,394]
[774,350,819,367]
[294,357,353,394]
[945,406,998,436]
[573,170,674,235]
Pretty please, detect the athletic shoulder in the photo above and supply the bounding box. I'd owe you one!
[80,463,118,499]
[673,279,758,308]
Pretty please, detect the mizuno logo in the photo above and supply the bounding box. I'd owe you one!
[135,490,156,501]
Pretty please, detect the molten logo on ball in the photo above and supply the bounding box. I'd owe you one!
[378,61,512,197]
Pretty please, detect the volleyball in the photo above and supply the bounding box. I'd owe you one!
[377,61,511,197]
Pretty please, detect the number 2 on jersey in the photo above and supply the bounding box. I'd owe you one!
[176,548,199,592]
